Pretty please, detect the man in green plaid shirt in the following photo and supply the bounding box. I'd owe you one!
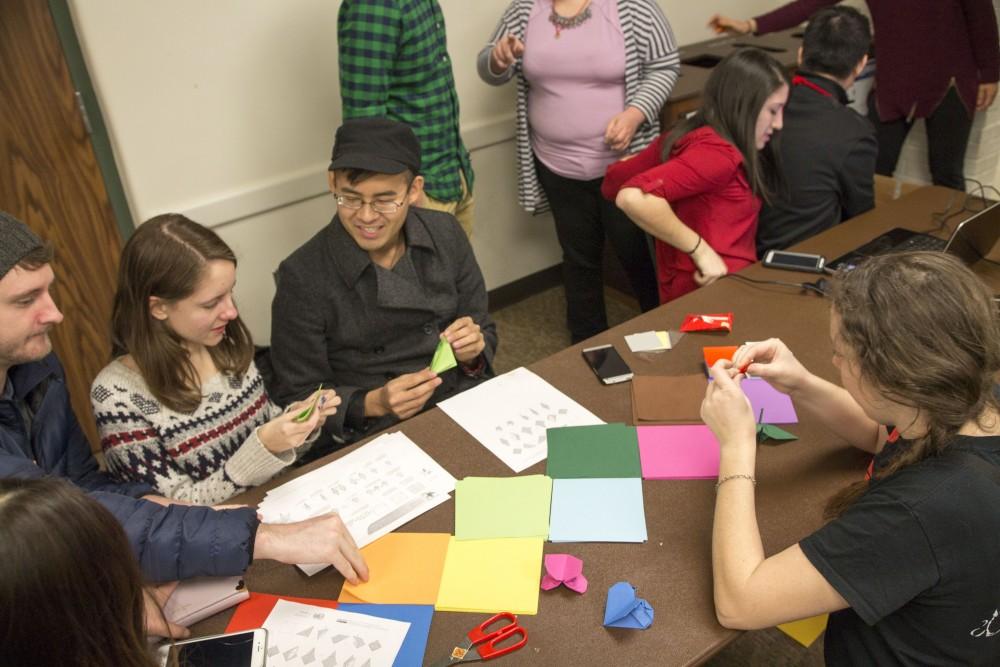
[338,0,475,235]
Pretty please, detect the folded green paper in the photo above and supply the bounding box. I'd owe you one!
[430,337,457,373]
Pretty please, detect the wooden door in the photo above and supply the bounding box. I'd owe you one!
[1,0,122,450]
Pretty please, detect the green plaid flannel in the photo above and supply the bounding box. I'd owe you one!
[338,0,474,201]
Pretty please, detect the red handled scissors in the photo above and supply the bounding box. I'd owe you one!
[429,612,528,665]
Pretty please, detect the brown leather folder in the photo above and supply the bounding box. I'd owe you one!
[630,373,707,424]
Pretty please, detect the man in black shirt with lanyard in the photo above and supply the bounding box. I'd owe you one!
[756,6,876,256]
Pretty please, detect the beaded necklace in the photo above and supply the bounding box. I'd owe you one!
[549,0,593,38]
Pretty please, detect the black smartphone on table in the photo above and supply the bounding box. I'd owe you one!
[582,344,634,384]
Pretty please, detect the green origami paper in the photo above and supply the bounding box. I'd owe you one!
[430,338,458,373]
[294,384,324,422]
[756,423,798,444]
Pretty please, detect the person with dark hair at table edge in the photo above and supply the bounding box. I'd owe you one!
[709,0,999,191]
[755,6,877,256]
[1,477,168,665]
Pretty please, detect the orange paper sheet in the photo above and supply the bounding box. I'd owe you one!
[703,345,739,368]
[339,533,451,605]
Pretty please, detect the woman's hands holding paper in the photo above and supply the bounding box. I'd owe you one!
[260,389,341,454]
[701,360,756,452]
[731,338,811,396]
[443,316,485,363]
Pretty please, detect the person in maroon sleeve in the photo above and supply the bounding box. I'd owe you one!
[602,48,788,303]
[709,1,1000,191]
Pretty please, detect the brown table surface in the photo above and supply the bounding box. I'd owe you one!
[669,28,803,104]
[192,186,999,666]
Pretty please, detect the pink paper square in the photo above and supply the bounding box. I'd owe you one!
[637,425,720,479]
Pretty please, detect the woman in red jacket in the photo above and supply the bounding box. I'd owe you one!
[603,48,788,303]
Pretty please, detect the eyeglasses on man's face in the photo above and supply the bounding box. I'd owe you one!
[334,193,407,215]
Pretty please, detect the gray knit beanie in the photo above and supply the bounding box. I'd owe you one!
[0,212,45,281]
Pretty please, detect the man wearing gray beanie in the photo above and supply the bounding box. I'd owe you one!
[1,212,368,632]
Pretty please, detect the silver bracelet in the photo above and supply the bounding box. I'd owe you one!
[715,473,757,491]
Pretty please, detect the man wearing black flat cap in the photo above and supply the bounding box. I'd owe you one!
[270,117,497,449]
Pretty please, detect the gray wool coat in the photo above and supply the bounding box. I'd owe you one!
[270,207,497,444]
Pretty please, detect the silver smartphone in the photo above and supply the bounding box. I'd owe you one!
[161,629,267,667]
[762,249,827,274]
[582,343,634,384]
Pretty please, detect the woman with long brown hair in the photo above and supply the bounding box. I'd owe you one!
[0,477,169,667]
[602,47,788,303]
[91,214,339,504]
[701,251,1000,665]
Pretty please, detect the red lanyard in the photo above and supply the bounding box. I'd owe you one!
[792,74,833,99]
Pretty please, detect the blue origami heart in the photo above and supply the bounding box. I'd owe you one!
[603,581,654,629]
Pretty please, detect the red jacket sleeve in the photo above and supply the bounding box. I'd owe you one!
[618,136,743,202]
[601,135,667,200]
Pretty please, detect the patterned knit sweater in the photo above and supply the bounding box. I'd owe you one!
[91,359,310,505]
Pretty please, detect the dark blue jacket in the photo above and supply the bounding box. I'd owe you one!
[0,354,260,582]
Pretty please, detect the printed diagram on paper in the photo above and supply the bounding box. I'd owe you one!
[438,367,604,472]
[262,600,409,667]
[258,432,456,574]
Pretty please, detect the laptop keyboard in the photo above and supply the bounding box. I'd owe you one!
[896,235,948,252]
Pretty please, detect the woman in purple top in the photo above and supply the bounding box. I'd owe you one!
[478,0,680,342]
[709,1,1000,191]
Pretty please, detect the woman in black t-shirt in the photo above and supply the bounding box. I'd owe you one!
[701,251,1000,666]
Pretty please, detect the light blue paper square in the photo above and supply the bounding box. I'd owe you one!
[549,478,647,542]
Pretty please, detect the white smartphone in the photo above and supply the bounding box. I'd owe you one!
[762,249,827,274]
[582,343,634,384]
[160,629,267,667]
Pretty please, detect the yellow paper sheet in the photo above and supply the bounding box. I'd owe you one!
[339,532,451,605]
[777,613,829,647]
[435,537,544,615]
[655,331,672,349]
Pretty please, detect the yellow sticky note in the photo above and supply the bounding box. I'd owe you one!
[339,533,451,605]
[656,331,671,349]
[777,613,829,647]
[435,537,544,615]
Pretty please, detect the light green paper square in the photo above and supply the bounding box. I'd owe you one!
[454,475,552,540]
[430,337,457,373]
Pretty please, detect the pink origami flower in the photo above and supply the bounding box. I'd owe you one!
[540,554,588,594]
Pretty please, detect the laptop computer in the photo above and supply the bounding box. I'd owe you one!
[826,201,1000,271]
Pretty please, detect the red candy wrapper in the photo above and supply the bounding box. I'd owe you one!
[680,313,733,333]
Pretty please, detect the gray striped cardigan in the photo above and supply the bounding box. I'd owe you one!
[477,0,680,214]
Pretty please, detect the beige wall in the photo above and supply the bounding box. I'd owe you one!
[69,0,810,343]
